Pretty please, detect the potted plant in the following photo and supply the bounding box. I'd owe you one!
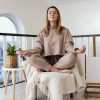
[5,43,18,68]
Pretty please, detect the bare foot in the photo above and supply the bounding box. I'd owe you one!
[49,67,59,72]
[58,69,72,73]
[49,67,72,73]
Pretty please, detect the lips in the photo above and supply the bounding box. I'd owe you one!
[50,17,54,18]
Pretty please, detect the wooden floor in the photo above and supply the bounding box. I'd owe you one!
[0,82,100,100]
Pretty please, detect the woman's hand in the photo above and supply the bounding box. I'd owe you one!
[50,66,72,73]
[76,45,86,53]
[52,64,60,69]
[49,67,59,72]
[19,48,27,57]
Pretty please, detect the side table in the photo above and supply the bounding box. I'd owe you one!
[2,67,27,100]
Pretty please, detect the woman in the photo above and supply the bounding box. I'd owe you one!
[19,6,85,73]
[19,6,86,100]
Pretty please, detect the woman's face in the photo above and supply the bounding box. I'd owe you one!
[48,8,58,23]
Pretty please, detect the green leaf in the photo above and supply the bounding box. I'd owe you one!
[6,43,17,55]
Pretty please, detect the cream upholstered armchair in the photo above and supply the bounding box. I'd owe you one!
[20,54,85,100]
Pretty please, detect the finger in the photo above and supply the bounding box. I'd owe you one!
[19,48,22,51]
[37,69,41,71]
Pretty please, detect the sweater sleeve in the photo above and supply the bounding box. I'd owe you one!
[64,29,76,53]
[26,32,44,56]
[54,29,77,69]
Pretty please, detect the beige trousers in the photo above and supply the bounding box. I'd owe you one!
[28,53,77,71]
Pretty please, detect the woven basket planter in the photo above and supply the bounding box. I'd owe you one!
[5,55,18,68]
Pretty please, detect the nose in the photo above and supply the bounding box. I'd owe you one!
[50,13,54,16]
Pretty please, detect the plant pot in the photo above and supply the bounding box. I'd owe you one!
[5,55,18,68]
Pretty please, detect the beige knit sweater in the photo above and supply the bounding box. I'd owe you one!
[26,27,77,71]
[26,27,76,57]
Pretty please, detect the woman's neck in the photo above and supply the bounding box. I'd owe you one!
[50,22,57,28]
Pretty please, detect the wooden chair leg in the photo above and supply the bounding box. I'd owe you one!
[70,93,73,98]
[35,85,37,100]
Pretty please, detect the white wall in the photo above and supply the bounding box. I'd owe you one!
[56,0,100,84]
[57,0,100,35]
[0,0,48,34]
[0,0,100,36]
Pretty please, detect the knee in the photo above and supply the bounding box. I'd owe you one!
[29,55,35,63]
[28,54,39,64]
[72,53,77,60]
[68,53,77,64]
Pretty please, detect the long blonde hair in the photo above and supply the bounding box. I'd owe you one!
[44,6,63,36]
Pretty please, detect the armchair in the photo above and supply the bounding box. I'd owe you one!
[20,54,85,100]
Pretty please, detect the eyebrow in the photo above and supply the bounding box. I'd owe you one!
[48,11,57,12]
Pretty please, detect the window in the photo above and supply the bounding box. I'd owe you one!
[0,17,17,33]
[0,16,17,67]
[0,14,25,87]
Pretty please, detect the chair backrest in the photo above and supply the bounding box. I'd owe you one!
[86,56,100,83]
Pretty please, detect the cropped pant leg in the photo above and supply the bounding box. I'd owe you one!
[28,53,51,71]
[56,53,77,69]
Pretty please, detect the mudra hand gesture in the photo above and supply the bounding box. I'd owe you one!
[19,48,27,57]
[76,45,86,53]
